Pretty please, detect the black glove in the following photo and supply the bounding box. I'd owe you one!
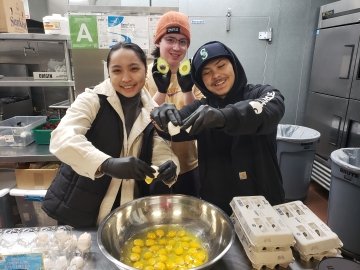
[181,105,225,135]
[152,58,171,94]
[177,60,194,93]
[155,160,177,185]
[150,103,182,131]
[101,157,156,180]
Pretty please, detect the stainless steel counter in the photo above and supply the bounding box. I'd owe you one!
[0,143,58,163]
[0,141,326,270]
[80,229,319,270]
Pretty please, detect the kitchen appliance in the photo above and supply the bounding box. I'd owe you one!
[304,0,360,190]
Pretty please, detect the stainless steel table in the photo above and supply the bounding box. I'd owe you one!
[79,229,319,270]
[0,144,322,269]
[0,143,57,164]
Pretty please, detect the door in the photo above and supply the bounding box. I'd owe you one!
[309,24,360,98]
[304,92,348,160]
[342,99,360,147]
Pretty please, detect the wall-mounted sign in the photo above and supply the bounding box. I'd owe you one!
[69,15,99,49]
[69,14,152,52]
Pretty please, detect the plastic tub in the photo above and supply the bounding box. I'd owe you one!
[43,14,69,35]
[33,118,60,145]
[0,171,19,228]
[276,124,321,201]
[0,116,46,146]
[328,148,360,260]
[9,188,57,227]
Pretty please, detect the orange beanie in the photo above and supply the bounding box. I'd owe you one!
[154,11,191,45]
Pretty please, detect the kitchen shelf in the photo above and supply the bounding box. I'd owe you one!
[49,99,70,109]
[0,33,70,41]
[0,143,57,163]
[0,77,75,87]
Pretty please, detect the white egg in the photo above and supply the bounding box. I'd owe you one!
[151,165,159,178]
[70,256,85,269]
[168,122,181,136]
[43,258,55,270]
[55,229,69,244]
[55,256,68,270]
[36,232,49,245]
[77,232,91,252]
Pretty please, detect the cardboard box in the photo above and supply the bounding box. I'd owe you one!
[15,167,58,189]
[0,0,28,33]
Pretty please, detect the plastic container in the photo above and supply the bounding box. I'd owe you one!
[33,118,60,145]
[9,188,57,227]
[43,14,69,35]
[328,148,360,260]
[0,116,46,146]
[276,124,321,201]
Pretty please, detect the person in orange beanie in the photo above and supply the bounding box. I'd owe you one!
[145,11,203,196]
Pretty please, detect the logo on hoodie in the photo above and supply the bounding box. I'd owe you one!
[200,48,208,60]
[249,91,276,114]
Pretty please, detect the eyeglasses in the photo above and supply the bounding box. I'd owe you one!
[163,36,189,48]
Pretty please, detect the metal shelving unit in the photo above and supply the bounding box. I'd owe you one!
[0,33,75,114]
[0,77,75,87]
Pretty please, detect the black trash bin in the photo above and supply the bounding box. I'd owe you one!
[276,124,320,201]
[328,148,360,260]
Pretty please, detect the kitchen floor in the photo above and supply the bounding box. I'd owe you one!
[304,181,329,223]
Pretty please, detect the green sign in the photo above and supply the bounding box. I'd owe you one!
[69,15,99,49]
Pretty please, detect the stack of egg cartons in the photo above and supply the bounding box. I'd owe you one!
[230,196,295,269]
[273,200,343,261]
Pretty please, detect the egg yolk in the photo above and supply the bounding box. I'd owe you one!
[120,225,208,270]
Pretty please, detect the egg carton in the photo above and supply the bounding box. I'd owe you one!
[297,248,341,262]
[230,196,295,250]
[273,201,343,255]
[231,214,294,270]
[0,226,90,270]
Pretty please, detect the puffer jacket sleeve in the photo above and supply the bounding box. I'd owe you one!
[49,91,111,180]
[220,84,285,135]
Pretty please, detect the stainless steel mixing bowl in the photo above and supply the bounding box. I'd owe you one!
[97,195,234,270]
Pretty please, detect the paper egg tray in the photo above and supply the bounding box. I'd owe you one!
[231,214,294,270]
[297,248,341,262]
[230,196,295,250]
[273,200,343,255]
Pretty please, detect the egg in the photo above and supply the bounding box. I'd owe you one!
[145,165,159,184]
[54,256,68,270]
[77,232,91,253]
[43,258,55,270]
[185,126,192,133]
[168,122,181,136]
[69,256,85,269]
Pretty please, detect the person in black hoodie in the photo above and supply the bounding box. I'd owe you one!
[150,41,285,215]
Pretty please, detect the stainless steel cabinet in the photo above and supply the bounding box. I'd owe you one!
[304,1,360,190]
[343,99,360,148]
[0,33,75,119]
[304,92,349,160]
[309,23,360,99]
